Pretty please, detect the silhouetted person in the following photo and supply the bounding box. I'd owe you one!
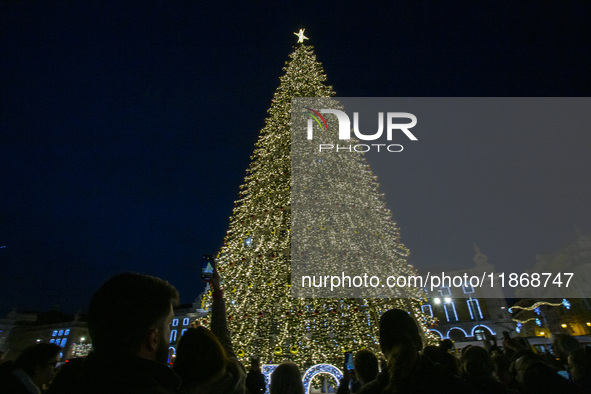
[440,339,455,353]
[47,358,85,394]
[336,368,357,394]
[337,349,379,393]
[0,343,60,393]
[490,353,519,393]
[568,347,591,392]
[357,309,472,394]
[460,345,508,393]
[245,357,265,394]
[502,337,528,361]
[51,272,181,393]
[422,345,459,375]
[553,334,582,372]
[353,349,379,386]
[519,358,576,394]
[270,362,304,394]
[173,268,246,393]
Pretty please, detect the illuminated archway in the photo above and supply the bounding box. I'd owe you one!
[262,363,343,394]
[429,329,443,339]
[302,364,343,394]
[447,327,468,342]
[262,364,278,393]
[472,324,495,340]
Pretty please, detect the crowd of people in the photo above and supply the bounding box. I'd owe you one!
[1,271,591,394]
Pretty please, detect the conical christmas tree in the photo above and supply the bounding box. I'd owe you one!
[201,31,435,366]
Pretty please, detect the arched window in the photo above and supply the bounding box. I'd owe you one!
[473,325,492,341]
[421,304,433,317]
[448,328,467,342]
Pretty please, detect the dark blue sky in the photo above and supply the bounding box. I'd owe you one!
[1,1,590,315]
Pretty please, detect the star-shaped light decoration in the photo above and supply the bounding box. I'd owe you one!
[294,28,309,44]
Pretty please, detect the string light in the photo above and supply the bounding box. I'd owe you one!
[508,301,564,313]
[512,317,544,324]
[200,38,435,366]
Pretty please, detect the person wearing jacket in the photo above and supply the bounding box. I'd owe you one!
[173,268,246,394]
[357,309,473,394]
[0,343,61,394]
[41,273,181,394]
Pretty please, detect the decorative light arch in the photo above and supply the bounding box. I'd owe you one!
[302,364,343,394]
[262,364,279,394]
[471,324,496,337]
[429,329,443,339]
[447,326,469,338]
[262,363,343,394]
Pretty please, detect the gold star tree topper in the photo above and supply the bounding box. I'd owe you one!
[294,28,309,44]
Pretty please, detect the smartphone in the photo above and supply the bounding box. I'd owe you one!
[201,255,215,280]
[344,351,354,371]
[557,370,570,379]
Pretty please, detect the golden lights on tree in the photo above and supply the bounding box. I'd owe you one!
[200,32,435,366]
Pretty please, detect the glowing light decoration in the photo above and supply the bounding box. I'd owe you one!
[447,327,469,339]
[536,318,542,327]
[476,300,483,319]
[467,300,475,320]
[421,304,433,317]
[262,364,279,394]
[262,364,344,394]
[443,301,458,322]
[509,301,563,313]
[294,28,309,43]
[513,317,542,324]
[510,300,572,325]
[198,34,435,366]
[471,324,496,337]
[302,364,343,394]
[562,299,571,309]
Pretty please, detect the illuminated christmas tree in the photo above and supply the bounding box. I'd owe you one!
[201,30,435,366]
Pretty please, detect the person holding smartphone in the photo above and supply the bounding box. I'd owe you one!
[336,360,357,394]
[337,350,379,394]
[174,259,247,394]
[201,255,215,281]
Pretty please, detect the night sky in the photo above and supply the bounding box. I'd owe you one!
[1,1,590,315]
